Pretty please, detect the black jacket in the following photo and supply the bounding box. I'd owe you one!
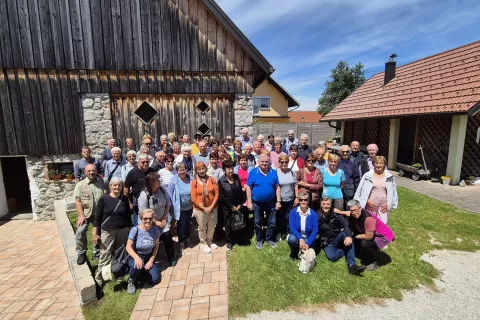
[317,209,352,246]
[218,174,244,212]
[150,159,165,172]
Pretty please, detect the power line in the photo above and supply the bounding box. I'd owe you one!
[282,69,384,82]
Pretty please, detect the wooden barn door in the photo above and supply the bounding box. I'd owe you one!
[111,94,234,148]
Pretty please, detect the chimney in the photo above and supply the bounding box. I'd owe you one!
[384,54,397,85]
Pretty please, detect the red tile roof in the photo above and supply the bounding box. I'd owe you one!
[322,40,480,121]
[289,111,323,123]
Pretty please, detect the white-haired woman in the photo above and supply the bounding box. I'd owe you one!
[172,141,182,159]
[93,177,131,287]
[298,134,312,160]
[121,150,137,181]
[174,143,196,177]
[317,141,330,160]
[126,208,161,294]
[257,135,266,150]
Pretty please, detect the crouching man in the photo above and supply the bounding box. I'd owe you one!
[317,196,366,275]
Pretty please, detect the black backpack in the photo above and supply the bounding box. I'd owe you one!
[231,211,247,232]
[111,227,139,278]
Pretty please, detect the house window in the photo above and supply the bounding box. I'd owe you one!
[253,97,271,115]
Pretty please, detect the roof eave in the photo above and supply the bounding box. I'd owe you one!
[267,76,301,107]
[202,0,274,76]
[321,110,472,122]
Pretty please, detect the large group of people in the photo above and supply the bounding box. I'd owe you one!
[72,129,399,293]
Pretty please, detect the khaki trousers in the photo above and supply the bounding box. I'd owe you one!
[193,208,218,246]
[95,227,130,284]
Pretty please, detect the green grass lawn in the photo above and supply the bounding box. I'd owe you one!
[228,186,480,316]
[68,214,139,320]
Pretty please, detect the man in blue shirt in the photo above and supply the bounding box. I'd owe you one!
[103,147,126,184]
[74,146,103,182]
[246,154,281,249]
[338,145,360,208]
[194,141,209,165]
[236,128,252,149]
[313,147,328,170]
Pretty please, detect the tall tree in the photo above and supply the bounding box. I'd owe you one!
[317,61,366,116]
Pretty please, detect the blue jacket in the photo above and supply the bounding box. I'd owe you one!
[233,165,253,175]
[167,174,191,220]
[289,207,319,247]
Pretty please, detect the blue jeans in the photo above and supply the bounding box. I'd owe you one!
[128,253,161,284]
[177,209,193,243]
[324,232,356,266]
[253,201,276,242]
[132,198,139,227]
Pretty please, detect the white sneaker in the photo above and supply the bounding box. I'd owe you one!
[276,233,282,242]
[203,245,212,254]
[210,243,218,250]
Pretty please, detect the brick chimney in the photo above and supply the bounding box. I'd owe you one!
[384,54,397,85]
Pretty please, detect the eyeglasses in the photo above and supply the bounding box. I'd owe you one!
[299,199,309,202]
[341,151,349,154]
[279,161,288,164]
[165,161,173,164]
[142,217,153,221]
[145,143,151,145]
[306,160,315,163]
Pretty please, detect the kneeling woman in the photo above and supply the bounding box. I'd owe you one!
[126,208,161,294]
[347,199,394,271]
[287,192,318,260]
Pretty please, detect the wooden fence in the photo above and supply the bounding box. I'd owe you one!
[252,122,337,144]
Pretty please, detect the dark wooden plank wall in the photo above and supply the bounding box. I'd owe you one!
[0,68,246,156]
[111,94,234,148]
[0,0,257,90]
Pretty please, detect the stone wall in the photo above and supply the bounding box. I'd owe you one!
[234,94,254,136]
[26,155,80,221]
[82,94,113,159]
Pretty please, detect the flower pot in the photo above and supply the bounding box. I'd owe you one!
[65,174,73,182]
[442,178,451,185]
[54,174,62,181]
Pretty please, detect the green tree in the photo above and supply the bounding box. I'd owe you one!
[317,61,366,116]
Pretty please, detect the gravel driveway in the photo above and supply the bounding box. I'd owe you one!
[236,250,480,320]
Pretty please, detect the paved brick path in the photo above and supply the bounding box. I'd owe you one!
[393,173,479,213]
[0,220,83,319]
[130,242,228,320]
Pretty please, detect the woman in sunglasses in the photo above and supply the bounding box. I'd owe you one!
[137,172,175,266]
[159,154,177,188]
[275,154,296,241]
[287,191,318,260]
[126,208,161,294]
[296,153,323,211]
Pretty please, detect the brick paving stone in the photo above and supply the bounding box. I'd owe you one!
[186,275,203,286]
[134,295,156,311]
[203,262,220,272]
[9,310,43,319]
[201,272,211,284]
[57,306,82,320]
[165,286,185,301]
[182,285,194,299]
[188,303,209,320]
[211,271,227,283]
[150,301,172,317]
[129,310,151,320]
[192,283,219,298]
[170,269,188,281]
[155,288,168,302]
[168,304,189,320]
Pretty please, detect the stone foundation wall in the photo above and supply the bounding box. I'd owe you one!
[234,94,254,136]
[82,94,113,159]
[26,155,80,221]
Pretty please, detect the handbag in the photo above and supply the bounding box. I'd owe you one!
[230,210,247,232]
[111,227,139,278]
[298,248,316,274]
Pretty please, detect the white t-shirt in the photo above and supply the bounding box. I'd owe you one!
[159,168,177,188]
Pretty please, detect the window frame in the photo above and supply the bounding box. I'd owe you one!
[253,96,271,116]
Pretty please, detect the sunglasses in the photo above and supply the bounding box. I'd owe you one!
[166,161,173,164]
[142,217,153,221]
[341,151,349,154]
[299,199,309,202]
[279,161,288,164]
[145,143,151,145]
[306,160,315,163]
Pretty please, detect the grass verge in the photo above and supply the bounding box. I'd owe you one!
[228,186,480,316]
[68,214,138,320]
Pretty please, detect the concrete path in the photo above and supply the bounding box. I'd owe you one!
[130,243,228,320]
[0,220,83,319]
[393,173,479,213]
[236,250,480,320]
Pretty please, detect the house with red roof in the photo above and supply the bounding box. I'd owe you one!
[322,41,480,184]
[288,111,323,123]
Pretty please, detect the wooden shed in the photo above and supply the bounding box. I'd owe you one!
[0,0,274,219]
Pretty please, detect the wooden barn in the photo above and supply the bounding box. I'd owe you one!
[322,41,480,185]
[0,0,274,219]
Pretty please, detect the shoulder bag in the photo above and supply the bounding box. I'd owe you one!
[111,227,139,278]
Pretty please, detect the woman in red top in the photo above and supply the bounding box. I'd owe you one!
[288,144,305,176]
[234,154,252,207]
[296,153,323,211]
